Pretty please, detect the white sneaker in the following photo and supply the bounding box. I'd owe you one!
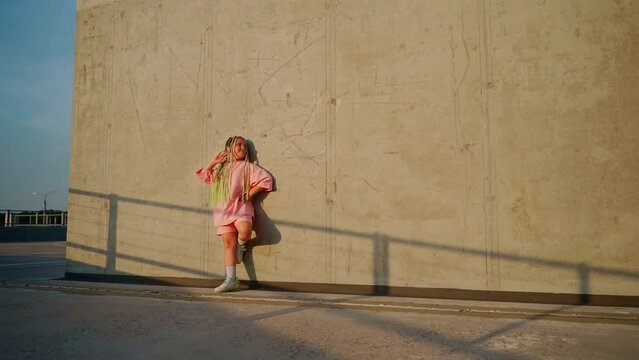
[236,242,247,264]
[214,277,239,293]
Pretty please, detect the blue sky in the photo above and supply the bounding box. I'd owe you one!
[0,0,75,211]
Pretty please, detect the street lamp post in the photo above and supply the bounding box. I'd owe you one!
[32,191,57,225]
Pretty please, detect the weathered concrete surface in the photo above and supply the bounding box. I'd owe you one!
[1,283,639,360]
[68,0,639,296]
[6,242,639,359]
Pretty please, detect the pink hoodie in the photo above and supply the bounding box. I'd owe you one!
[195,160,273,226]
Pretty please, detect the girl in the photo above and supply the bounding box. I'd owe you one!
[196,136,273,293]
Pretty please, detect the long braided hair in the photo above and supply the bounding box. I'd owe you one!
[211,136,251,206]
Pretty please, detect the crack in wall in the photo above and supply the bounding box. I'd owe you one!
[478,0,500,291]
[257,36,326,106]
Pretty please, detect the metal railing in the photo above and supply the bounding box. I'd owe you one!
[1,210,68,227]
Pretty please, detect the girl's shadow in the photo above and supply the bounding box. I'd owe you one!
[243,139,280,286]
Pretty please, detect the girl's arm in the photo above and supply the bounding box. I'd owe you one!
[195,151,228,183]
[248,185,266,200]
[247,163,274,199]
[205,151,228,171]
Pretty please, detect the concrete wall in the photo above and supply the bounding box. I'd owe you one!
[68,0,639,296]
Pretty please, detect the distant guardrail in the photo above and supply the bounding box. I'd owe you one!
[1,210,68,227]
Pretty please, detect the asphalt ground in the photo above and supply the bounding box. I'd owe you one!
[0,241,65,281]
[1,242,638,359]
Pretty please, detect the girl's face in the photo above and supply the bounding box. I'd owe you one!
[230,138,247,161]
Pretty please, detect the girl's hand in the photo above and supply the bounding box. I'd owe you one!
[212,151,228,166]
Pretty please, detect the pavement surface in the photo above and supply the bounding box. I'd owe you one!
[0,241,66,281]
[1,242,638,359]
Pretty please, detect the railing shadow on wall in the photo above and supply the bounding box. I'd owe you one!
[66,187,639,306]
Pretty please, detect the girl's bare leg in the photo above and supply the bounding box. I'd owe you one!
[220,232,238,266]
[216,232,240,293]
[235,221,253,243]
[234,221,252,264]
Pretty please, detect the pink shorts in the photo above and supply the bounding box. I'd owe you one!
[216,216,253,235]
